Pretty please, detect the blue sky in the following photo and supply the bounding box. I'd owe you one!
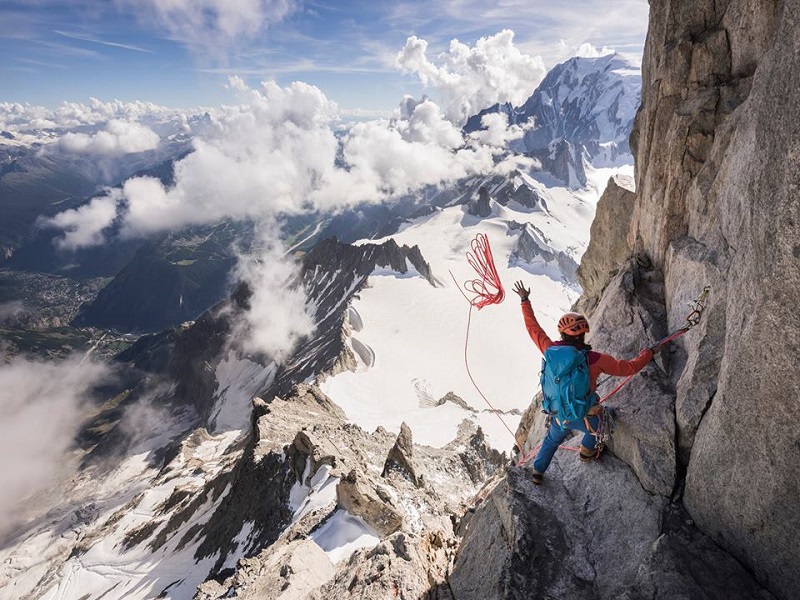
[1,0,649,113]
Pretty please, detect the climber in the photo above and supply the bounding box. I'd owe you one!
[512,280,655,485]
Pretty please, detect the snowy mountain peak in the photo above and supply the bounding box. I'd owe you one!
[465,53,641,168]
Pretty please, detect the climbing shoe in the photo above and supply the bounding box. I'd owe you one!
[579,446,597,462]
[532,470,543,485]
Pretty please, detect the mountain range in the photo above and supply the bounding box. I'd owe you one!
[2,23,795,600]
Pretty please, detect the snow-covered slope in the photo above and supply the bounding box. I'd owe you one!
[320,164,630,449]
[0,159,630,600]
[465,53,641,166]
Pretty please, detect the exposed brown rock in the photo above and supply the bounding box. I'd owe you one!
[336,469,404,537]
[620,1,800,596]
[381,421,422,487]
[308,531,456,600]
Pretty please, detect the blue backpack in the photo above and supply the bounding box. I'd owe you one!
[540,345,594,422]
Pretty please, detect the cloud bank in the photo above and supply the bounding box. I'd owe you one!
[56,119,160,155]
[396,29,546,124]
[0,358,109,542]
[0,98,189,132]
[44,78,529,250]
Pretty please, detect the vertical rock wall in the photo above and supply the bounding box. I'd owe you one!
[623,0,800,595]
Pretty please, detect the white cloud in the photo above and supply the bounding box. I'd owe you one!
[396,29,547,124]
[0,357,109,541]
[568,41,616,59]
[115,79,340,238]
[117,0,295,53]
[40,190,121,250]
[0,99,186,133]
[57,119,160,155]
[232,239,315,359]
[467,112,528,147]
[320,100,496,203]
[45,79,526,249]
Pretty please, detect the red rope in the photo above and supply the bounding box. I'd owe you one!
[462,305,525,449]
[597,327,691,403]
[463,233,505,309]
[451,233,526,451]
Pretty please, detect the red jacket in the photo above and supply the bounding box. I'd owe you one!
[521,299,652,391]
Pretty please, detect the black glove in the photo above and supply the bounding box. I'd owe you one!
[512,280,530,302]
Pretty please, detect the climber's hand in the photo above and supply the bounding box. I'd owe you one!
[513,281,530,301]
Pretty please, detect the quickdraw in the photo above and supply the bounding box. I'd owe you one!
[597,285,712,403]
[591,406,616,457]
[680,285,711,331]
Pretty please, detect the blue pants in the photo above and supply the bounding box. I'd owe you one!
[532,414,600,474]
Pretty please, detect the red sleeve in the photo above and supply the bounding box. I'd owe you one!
[521,299,553,354]
[594,349,653,377]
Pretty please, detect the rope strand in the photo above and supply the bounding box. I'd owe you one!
[452,233,526,451]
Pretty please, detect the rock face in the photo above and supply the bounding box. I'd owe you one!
[467,186,493,217]
[510,222,579,285]
[530,139,588,188]
[382,422,422,487]
[336,470,405,536]
[449,453,772,600]
[577,1,800,596]
[191,384,507,599]
[575,174,636,313]
[308,531,455,600]
[195,540,335,600]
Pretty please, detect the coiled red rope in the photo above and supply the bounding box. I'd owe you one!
[451,233,526,452]
[460,233,505,309]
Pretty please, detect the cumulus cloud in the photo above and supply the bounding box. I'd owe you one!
[0,98,187,133]
[40,190,121,250]
[57,119,160,155]
[117,0,295,53]
[114,79,340,238]
[571,41,616,58]
[0,357,109,542]
[396,29,546,124]
[232,238,315,359]
[320,99,496,203]
[45,79,509,249]
[467,112,528,147]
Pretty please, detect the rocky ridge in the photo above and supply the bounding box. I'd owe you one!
[193,384,506,600]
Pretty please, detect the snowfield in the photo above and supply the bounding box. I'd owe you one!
[0,163,631,600]
[320,165,631,450]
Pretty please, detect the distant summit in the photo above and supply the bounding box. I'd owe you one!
[465,53,641,168]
